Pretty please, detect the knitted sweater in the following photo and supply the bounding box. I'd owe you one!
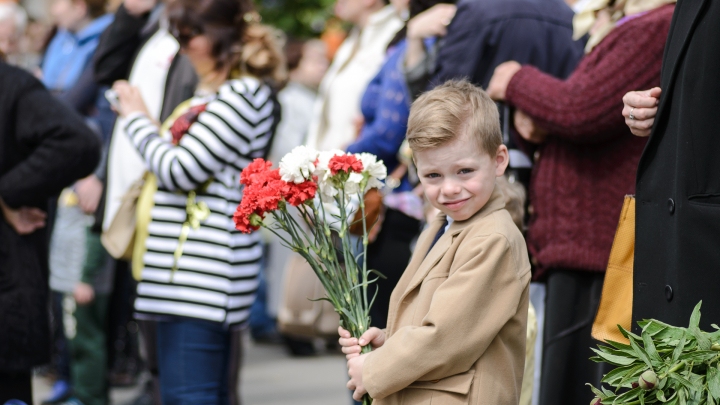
[505,4,674,278]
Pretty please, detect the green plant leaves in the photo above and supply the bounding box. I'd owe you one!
[588,301,720,405]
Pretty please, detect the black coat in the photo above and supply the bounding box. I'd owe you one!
[432,0,585,88]
[633,0,720,333]
[0,63,101,371]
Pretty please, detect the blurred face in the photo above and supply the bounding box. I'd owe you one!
[415,135,508,221]
[180,34,217,78]
[51,0,88,31]
[291,41,329,89]
[334,0,377,25]
[0,19,18,55]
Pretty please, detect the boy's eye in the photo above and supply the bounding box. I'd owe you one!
[425,173,441,179]
[459,168,474,174]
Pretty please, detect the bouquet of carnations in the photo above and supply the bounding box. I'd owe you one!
[587,302,720,405]
[233,146,387,404]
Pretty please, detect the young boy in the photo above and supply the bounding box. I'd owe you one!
[339,80,532,404]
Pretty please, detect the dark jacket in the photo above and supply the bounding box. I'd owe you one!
[93,4,198,123]
[0,62,100,371]
[633,0,720,332]
[431,0,584,89]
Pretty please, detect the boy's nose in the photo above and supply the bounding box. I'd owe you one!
[441,180,462,197]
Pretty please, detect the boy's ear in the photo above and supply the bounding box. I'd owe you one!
[494,145,510,177]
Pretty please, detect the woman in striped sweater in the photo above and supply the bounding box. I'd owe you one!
[113,0,284,402]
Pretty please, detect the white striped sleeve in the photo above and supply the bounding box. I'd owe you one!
[123,80,275,192]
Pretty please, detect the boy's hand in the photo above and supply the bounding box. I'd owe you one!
[338,326,386,359]
[74,282,95,305]
[347,352,370,401]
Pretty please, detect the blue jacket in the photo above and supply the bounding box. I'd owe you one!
[41,14,114,92]
[347,39,414,192]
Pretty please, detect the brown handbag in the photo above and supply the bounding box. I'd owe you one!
[592,195,635,344]
[277,254,340,338]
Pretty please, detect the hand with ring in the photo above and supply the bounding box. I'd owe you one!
[622,87,662,137]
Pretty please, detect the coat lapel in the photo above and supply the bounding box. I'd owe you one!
[396,184,507,304]
[644,0,708,152]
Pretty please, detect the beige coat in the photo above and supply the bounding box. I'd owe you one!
[363,185,532,405]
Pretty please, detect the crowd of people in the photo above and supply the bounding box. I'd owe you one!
[0,0,718,403]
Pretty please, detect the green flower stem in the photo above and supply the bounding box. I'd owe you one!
[659,362,685,380]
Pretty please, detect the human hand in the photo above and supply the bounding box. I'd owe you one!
[75,175,104,215]
[74,282,95,305]
[514,109,548,144]
[487,61,522,101]
[347,352,370,401]
[407,4,457,40]
[622,87,661,137]
[0,197,47,235]
[113,81,150,118]
[338,326,386,360]
[124,0,157,16]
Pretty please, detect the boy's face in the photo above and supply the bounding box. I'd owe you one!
[415,136,508,222]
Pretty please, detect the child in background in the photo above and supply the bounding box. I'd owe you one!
[339,80,532,404]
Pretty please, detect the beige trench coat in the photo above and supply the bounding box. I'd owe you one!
[363,185,532,405]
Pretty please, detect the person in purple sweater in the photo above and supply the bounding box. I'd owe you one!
[486,1,675,404]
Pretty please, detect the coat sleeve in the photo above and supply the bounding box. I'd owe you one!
[0,77,101,207]
[93,4,150,85]
[362,232,526,399]
[505,18,668,143]
[124,81,276,192]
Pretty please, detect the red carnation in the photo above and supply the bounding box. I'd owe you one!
[328,154,364,175]
[241,158,273,186]
[282,179,318,207]
[170,104,207,145]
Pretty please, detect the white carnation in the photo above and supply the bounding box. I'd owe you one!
[313,150,345,202]
[279,145,318,184]
[355,153,388,191]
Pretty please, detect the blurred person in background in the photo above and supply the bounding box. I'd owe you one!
[112,0,284,401]
[306,0,403,152]
[346,0,458,331]
[0,1,29,67]
[255,38,329,350]
[486,0,676,403]
[40,0,113,402]
[93,0,199,399]
[0,56,100,405]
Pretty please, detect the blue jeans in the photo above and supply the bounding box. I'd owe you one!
[156,320,231,405]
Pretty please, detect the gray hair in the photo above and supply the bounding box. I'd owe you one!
[0,2,28,37]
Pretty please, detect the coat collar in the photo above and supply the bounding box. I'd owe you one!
[394,183,506,311]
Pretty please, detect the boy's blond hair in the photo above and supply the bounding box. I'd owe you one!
[407,80,502,156]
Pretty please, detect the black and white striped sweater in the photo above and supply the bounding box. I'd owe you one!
[124,77,279,327]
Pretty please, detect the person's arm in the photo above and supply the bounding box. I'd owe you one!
[347,54,409,164]
[362,233,526,399]
[0,75,101,208]
[503,22,667,143]
[121,82,274,192]
[93,2,154,85]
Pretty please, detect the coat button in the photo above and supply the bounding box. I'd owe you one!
[528,204,534,216]
[668,198,675,214]
[665,285,673,301]
[533,151,541,162]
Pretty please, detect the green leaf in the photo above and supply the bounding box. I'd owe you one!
[674,332,688,364]
[657,390,667,402]
[708,366,720,400]
[630,334,655,369]
[678,387,687,405]
[689,302,703,329]
[644,330,664,365]
[678,351,718,363]
[592,348,637,366]
[603,364,641,385]
[619,364,649,388]
[709,394,717,405]
[690,325,713,351]
[614,386,642,403]
[587,383,609,399]
[643,320,670,337]
[620,325,645,341]
[670,372,699,392]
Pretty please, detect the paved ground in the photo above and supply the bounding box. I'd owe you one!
[33,336,351,405]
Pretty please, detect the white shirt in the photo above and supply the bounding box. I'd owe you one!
[306,5,403,152]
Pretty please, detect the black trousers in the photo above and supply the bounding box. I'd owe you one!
[539,269,613,405]
[367,209,421,329]
[0,371,32,404]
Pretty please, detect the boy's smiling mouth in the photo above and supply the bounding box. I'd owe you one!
[442,198,470,210]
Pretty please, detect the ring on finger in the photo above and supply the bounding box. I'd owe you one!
[629,107,635,121]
